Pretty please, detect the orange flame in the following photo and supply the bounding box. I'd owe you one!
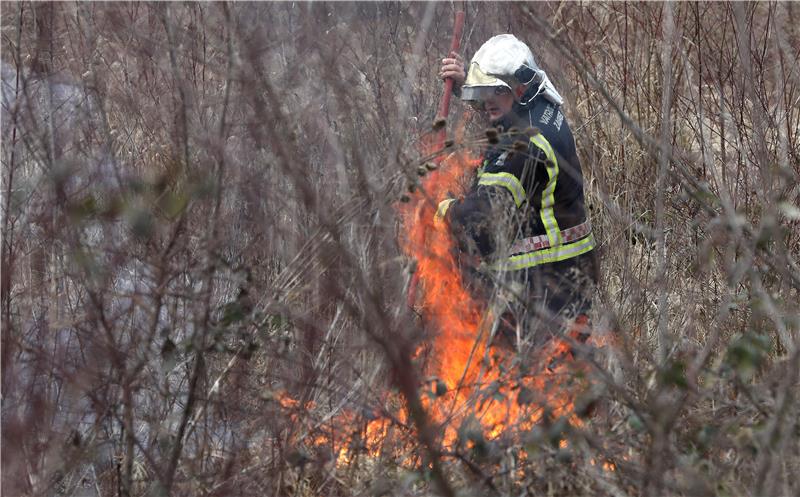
[396,139,588,446]
[276,133,603,468]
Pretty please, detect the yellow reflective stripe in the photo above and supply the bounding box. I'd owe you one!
[478,172,526,207]
[492,233,595,271]
[434,198,455,226]
[530,134,562,246]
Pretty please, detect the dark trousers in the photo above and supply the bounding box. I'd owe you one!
[488,251,598,349]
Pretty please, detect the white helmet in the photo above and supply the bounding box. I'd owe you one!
[461,34,563,106]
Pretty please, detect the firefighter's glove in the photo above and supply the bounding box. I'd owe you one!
[434,198,456,227]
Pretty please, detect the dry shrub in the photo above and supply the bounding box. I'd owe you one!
[2,2,798,497]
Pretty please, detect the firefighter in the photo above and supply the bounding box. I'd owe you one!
[437,34,597,347]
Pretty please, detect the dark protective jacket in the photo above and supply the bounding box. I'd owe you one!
[443,94,597,331]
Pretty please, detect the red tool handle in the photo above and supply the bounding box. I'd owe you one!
[435,10,465,149]
[408,10,465,311]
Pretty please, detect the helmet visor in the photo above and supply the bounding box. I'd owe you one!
[461,85,512,103]
[461,61,514,108]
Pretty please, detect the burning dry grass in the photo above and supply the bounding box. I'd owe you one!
[2,2,798,497]
[267,140,613,485]
[397,143,590,440]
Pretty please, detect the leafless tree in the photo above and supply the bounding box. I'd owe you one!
[2,2,798,497]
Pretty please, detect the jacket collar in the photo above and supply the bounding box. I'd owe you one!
[490,107,529,134]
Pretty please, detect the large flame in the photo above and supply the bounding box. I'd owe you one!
[276,132,600,467]
[397,142,583,445]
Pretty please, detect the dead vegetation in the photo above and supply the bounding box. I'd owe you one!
[2,2,799,497]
